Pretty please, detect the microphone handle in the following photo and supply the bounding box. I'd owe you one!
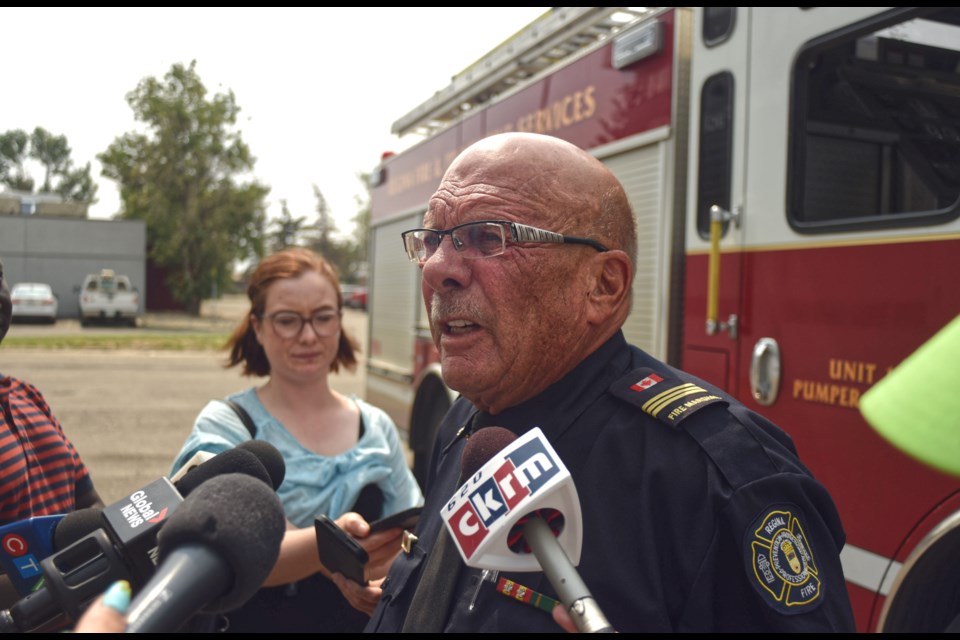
[125,544,230,633]
[4,529,130,632]
[522,515,615,633]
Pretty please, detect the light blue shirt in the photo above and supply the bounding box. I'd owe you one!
[171,388,423,528]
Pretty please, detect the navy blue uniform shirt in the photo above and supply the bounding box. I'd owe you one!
[365,331,856,632]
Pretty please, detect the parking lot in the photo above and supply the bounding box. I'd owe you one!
[1,297,369,504]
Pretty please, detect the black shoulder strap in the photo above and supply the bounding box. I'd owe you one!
[609,366,728,428]
[609,367,775,489]
[221,399,257,438]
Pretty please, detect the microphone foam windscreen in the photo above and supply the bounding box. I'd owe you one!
[157,473,286,613]
[461,426,518,479]
[174,448,271,497]
[53,507,106,550]
[236,440,286,490]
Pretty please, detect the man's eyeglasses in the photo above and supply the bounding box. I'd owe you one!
[258,311,341,339]
[401,219,609,265]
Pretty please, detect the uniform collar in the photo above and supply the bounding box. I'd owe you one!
[469,330,631,441]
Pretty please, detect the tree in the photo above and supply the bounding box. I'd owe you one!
[305,185,359,281]
[0,130,34,192]
[53,162,98,203]
[351,171,372,277]
[0,127,98,203]
[98,60,269,315]
[30,127,70,193]
[304,174,372,284]
[268,199,309,252]
[312,184,336,257]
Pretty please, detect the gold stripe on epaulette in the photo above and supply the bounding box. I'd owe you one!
[643,383,708,416]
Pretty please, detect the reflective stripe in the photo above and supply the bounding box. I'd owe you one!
[840,543,901,596]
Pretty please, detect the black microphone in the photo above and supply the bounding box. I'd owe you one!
[455,426,614,633]
[0,446,275,632]
[173,446,274,497]
[124,473,286,633]
[52,508,108,552]
[236,440,286,490]
[97,447,273,581]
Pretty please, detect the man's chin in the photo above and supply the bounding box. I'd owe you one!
[439,360,482,395]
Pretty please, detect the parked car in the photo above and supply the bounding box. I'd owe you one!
[341,285,368,311]
[77,269,140,327]
[10,282,59,324]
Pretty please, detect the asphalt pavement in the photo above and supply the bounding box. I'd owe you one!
[0,296,370,504]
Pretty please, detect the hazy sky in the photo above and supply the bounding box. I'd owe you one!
[2,6,546,235]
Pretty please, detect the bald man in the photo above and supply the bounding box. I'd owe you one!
[363,133,854,632]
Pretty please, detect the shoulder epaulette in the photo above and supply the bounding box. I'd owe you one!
[609,367,728,428]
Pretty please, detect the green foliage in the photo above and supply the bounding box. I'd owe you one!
[302,185,361,283]
[0,130,34,192]
[351,170,372,277]
[98,60,269,315]
[261,186,362,282]
[312,184,337,255]
[0,127,98,202]
[302,173,371,285]
[268,199,308,253]
[30,128,70,192]
[1,332,229,351]
[54,162,98,203]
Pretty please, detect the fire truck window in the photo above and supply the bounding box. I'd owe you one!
[696,72,734,239]
[789,7,960,233]
[702,7,736,47]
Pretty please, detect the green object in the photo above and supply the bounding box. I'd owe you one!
[860,314,960,477]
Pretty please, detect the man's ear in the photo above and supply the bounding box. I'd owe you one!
[585,250,631,324]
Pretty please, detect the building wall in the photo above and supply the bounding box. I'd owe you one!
[35,201,88,218]
[0,197,19,216]
[0,216,146,318]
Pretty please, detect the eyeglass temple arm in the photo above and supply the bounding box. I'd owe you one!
[511,222,608,252]
[511,222,565,244]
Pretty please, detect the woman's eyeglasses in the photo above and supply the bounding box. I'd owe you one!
[258,311,341,338]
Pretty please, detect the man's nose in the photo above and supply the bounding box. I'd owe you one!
[421,234,471,291]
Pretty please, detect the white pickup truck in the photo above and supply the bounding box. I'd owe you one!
[78,269,141,327]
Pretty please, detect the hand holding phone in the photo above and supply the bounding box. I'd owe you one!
[314,514,368,585]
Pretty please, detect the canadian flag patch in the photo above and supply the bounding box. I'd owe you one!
[630,374,663,392]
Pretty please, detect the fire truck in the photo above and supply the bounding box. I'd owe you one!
[365,7,960,631]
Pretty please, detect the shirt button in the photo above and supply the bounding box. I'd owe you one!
[402,529,418,554]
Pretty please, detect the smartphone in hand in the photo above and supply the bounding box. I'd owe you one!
[369,506,423,533]
[314,514,369,585]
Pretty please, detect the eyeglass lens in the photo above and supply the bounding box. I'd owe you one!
[269,311,339,337]
[407,222,506,262]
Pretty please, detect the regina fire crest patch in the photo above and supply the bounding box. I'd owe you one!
[746,506,823,614]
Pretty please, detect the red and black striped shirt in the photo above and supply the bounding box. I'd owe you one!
[0,376,93,524]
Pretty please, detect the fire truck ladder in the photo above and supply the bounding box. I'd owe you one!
[391,6,656,138]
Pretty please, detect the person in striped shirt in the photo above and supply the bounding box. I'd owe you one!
[0,259,103,607]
